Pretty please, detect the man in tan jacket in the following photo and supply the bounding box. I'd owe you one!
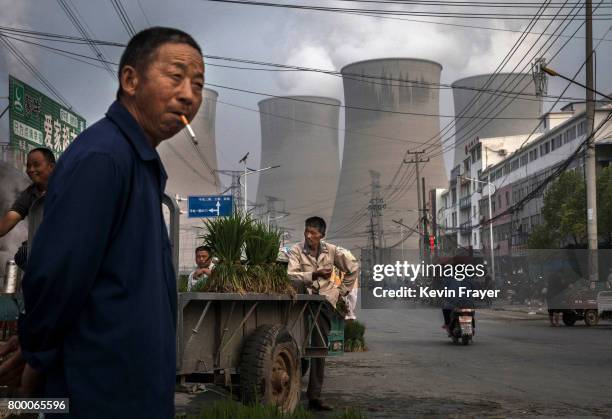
[287,216,359,411]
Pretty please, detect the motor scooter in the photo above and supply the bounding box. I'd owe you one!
[448,308,475,345]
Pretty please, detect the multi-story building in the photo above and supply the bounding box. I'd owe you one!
[436,102,612,261]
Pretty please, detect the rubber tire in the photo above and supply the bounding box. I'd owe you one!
[461,335,471,345]
[240,324,300,412]
[562,311,576,326]
[584,310,599,327]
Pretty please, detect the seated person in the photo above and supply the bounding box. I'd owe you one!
[187,245,214,291]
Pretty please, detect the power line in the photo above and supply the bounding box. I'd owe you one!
[206,82,547,120]
[0,24,596,103]
[482,111,612,226]
[429,1,599,162]
[110,0,137,37]
[0,35,72,108]
[425,0,590,160]
[56,0,116,78]
[422,0,573,156]
[201,0,612,20]
[487,21,612,195]
[137,0,153,26]
[331,0,607,8]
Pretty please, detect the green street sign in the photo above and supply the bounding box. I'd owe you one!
[8,75,86,156]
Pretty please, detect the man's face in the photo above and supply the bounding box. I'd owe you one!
[125,42,204,144]
[195,250,210,268]
[304,226,324,250]
[26,151,54,188]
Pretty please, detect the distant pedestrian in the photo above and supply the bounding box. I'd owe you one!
[545,273,566,326]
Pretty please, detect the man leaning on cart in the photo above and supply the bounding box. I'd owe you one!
[287,216,359,411]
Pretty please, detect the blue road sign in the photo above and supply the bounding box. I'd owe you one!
[188,195,233,218]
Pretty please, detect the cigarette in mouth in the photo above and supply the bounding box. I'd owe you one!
[180,114,198,145]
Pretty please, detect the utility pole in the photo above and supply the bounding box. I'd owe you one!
[585,0,599,284]
[367,171,386,264]
[404,151,429,259]
[422,177,429,260]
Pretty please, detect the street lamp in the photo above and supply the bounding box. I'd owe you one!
[238,160,281,214]
[541,65,612,101]
[459,175,497,288]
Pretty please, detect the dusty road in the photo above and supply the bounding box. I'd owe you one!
[321,308,612,418]
[175,307,612,418]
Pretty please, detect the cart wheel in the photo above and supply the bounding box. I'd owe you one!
[562,311,576,326]
[584,310,599,327]
[240,324,300,412]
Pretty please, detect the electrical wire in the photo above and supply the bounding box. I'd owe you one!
[201,0,612,20]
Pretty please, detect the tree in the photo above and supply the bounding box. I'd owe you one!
[597,166,612,244]
[528,167,612,249]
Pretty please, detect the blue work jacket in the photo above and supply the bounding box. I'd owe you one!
[18,101,177,419]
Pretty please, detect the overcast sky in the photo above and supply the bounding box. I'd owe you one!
[1,0,611,198]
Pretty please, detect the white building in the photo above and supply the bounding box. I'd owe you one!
[436,103,612,257]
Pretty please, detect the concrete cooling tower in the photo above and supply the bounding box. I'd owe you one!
[451,73,542,167]
[255,96,340,243]
[328,58,448,252]
[157,88,220,272]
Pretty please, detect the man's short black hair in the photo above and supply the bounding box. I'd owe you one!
[28,147,56,164]
[305,217,326,236]
[195,245,212,254]
[116,27,202,100]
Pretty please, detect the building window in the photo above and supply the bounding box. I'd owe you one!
[540,141,550,156]
[477,145,482,161]
[505,191,510,206]
[511,159,519,171]
[529,148,539,162]
[578,120,586,136]
[564,126,577,144]
[520,154,528,166]
[452,212,457,227]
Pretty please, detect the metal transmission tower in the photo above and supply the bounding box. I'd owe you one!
[217,170,243,211]
[532,58,549,116]
[367,171,386,264]
[263,196,290,229]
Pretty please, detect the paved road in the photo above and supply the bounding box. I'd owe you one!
[321,308,612,418]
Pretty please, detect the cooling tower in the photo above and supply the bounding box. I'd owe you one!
[451,73,542,167]
[328,58,447,251]
[255,96,340,243]
[157,88,220,272]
